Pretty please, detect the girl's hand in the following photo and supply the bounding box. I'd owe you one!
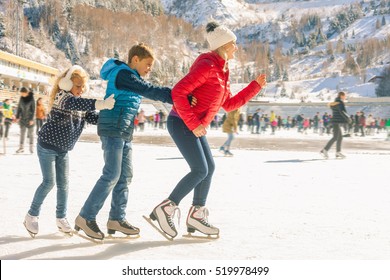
[255,74,267,88]
[192,124,207,137]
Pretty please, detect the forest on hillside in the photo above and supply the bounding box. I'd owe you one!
[0,0,389,94]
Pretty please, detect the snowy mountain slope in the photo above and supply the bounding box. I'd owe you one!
[160,0,366,27]
[160,0,264,27]
[334,14,390,42]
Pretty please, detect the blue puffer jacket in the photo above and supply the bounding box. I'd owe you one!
[98,59,140,140]
[98,58,172,140]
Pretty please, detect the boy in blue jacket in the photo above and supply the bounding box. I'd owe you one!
[75,43,174,240]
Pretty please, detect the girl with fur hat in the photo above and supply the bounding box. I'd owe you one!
[23,65,115,238]
[148,22,267,239]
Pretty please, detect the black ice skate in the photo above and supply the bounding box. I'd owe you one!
[74,215,104,243]
[106,219,140,240]
[183,206,219,240]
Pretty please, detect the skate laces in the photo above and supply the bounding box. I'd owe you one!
[194,207,211,226]
[57,218,71,229]
[119,220,137,230]
[87,220,102,233]
[165,204,181,228]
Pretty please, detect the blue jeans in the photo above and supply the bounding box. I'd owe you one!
[167,116,215,206]
[28,143,69,218]
[222,133,234,149]
[80,136,133,221]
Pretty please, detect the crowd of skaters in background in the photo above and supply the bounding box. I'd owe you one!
[1,89,48,154]
[206,110,389,137]
[2,98,390,149]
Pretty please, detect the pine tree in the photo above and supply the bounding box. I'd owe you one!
[283,69,289,81]
[382,15,386,26]
[0,14,5,38]
[375,66,390,97]
[316,28,326,44]
[84,40,90,56]
[273,64,281,81]
[51,19,61,45]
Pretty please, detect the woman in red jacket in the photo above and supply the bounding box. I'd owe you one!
[149,22,267,239]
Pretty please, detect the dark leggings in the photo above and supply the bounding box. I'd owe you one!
[167,115,215,207]
[324,123,343,152]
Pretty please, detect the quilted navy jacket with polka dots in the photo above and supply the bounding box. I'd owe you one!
[38,90,98,151]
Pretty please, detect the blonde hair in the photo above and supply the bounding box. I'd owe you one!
[49,68,89,111]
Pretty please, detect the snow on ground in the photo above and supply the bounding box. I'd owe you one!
[1,127,390,262]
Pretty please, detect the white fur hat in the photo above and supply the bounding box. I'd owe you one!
[58,65,87,92]
[206,22,237,50]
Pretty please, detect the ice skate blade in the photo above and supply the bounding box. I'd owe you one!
[105,233,140,240]
[182,232,219,240]
[142,215,174,241]
[23,222,37,238]
[72,230,104,244]
[58,227,73,236]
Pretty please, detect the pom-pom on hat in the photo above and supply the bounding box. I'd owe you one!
[206,22,237,50]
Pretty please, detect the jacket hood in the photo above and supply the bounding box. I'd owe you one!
[100,58,135,80]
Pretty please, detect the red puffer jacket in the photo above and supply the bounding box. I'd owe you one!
[171,51,262,131]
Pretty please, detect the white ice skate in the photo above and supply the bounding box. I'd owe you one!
[144,199,180,241]
[183,206,219,239]
[320,149,329,159]
[56,217,72,235]
[23,213,39,238]
[336,152,346,159]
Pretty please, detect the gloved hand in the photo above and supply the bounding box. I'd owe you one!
[95,94,115,110]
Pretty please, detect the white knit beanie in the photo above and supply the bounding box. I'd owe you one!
[206,22,237,51]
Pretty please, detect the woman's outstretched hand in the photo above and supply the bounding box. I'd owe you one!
[255,74,267,88]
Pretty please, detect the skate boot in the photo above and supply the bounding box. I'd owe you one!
[56,217,72,234]
[336,152,346,159]
[148,199,180,239]
[219,146,225,154]
[185,206,219,239]
[107,219,140,238]
[74,215,104,241]
[16,146,24,153]
[320,149,329,159]
[23,213,39,238]
[224,150,234,157]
